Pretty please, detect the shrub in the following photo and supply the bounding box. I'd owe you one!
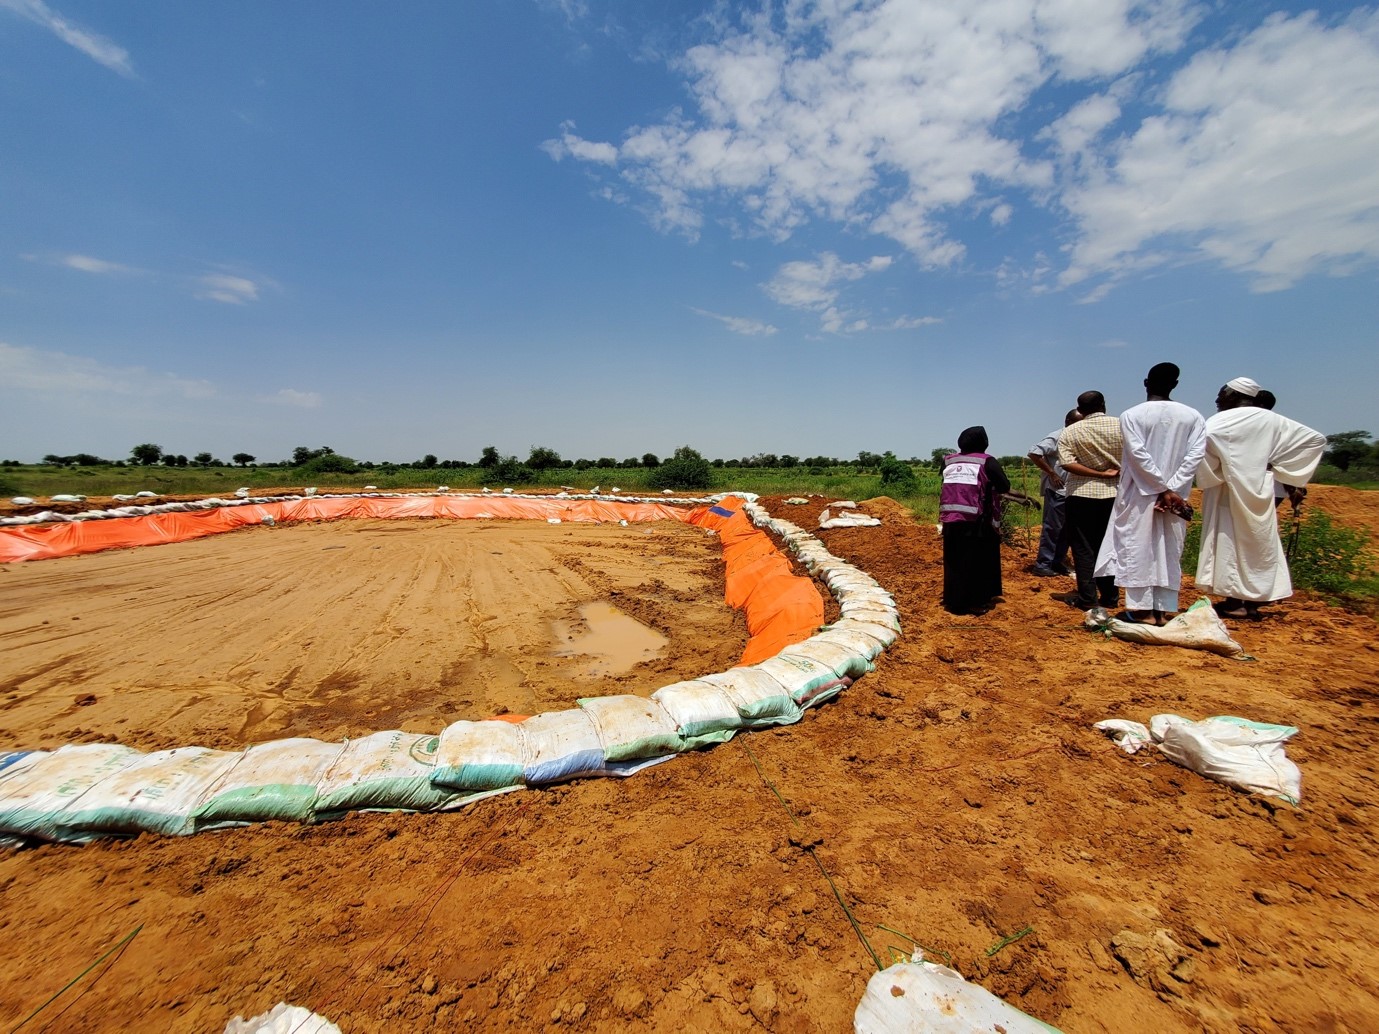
[1182,507,1376,602]
[649,446,714,490]
[300,453,358,474]
[1284,509,1376,597]
[878,452,916,489]
[492,456,537,484]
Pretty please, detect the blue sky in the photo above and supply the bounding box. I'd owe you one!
[2,0,1376,466]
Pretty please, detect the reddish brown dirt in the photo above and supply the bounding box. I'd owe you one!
[0,489,1377,1032]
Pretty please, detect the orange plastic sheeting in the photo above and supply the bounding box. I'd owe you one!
[687,496,825,665]
[0,495,694,564]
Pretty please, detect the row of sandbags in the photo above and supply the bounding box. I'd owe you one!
[0,498,898,846]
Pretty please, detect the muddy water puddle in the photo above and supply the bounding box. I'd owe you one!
[552,601,668,678]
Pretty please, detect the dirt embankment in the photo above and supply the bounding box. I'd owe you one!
[0,489,1376,1032]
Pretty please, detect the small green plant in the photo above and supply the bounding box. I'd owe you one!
[1284,508,1377,598]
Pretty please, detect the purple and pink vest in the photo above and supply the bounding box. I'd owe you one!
[940,452,1000,530]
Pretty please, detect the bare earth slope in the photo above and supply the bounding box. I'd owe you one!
[0,490,1376,1032]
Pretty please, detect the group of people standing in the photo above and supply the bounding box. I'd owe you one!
[939,364,1327,623]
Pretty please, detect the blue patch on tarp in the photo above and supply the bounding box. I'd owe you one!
[0,752,32,776]
[708,505,736,517]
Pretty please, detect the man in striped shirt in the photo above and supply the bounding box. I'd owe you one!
[1055,390,1124,610]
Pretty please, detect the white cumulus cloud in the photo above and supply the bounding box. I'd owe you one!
[1060,9,1379,293]
[552,0,1195,266]
[552,2,1379,297]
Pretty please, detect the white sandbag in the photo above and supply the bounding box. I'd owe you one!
[314,732,460,814]
[0,750,46,780]
[431,720,526,790]
[651,679,743,743]
[699,668,801,727]
[819,509,881,529]
[810,625,892,660]
[855,958,1061,1033]
[9,497,35,505]
[1097,713,1303,803]
[48,746,241,839]
[1093,719,1152,754]
[1089,598,1243,657]
[520,709,607,785]
[832,588,895,609]
[837,602,901,630]
[752,654,849,708]
[577,695,683,762]
[0,744,142,842]
[224,1002,341,1034]
[781,639,874,680]
[195,738,344,827]
[830,619,899,650]
[1156,715,1302,804]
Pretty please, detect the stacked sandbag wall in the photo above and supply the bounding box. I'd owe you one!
[0,495,899,846]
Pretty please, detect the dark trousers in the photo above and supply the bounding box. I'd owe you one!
[1065,496,1117,608]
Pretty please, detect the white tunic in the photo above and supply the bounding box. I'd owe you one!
[1195,407,1325,602]
[1095,400,1207,591]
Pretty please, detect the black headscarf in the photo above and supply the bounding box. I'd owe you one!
[957,426,988,453]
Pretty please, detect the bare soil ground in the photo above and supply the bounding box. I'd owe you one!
[0,487,1376,1033]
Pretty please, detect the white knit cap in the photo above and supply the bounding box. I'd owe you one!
[1225,376,1261,397]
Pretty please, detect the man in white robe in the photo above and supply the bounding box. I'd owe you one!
[1195,376,1326,618]
[1095,363,1206,623]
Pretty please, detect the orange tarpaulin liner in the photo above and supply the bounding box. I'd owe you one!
[0,493,824,666]
[688,496,825,664]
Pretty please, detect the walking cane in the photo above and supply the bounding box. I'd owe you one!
[1285,496,1304,560]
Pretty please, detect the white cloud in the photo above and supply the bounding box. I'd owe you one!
[0,0,134,77]
[553,2,1379,297]
[260,388,323,409]
[62,253,141,275]
[887,315,943,330]
[0,342,215,398]
[552,1,1194,265]
[195,273,261,305]
[691,307,779,336]
[36,253,273,304]
[1060,10,1379,293]
[762,252,892,311]
[759,251,939,334]
[542,121,619,165]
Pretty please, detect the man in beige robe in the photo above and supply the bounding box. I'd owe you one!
[1195,377,1325,619]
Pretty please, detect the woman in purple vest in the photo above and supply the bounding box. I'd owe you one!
[940,426,1033,615]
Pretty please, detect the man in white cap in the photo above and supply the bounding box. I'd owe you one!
[1195,376,1326,619]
